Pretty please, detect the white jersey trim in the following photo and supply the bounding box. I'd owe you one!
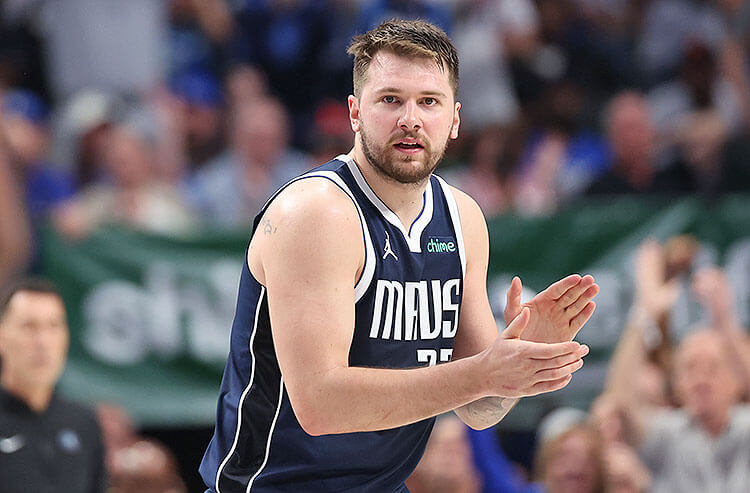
[255,165,376,303]
[216,286,266,493]
[338,154,433,253]
[434,175,466,279]
[303,170,376,302]
[246,377,285,492]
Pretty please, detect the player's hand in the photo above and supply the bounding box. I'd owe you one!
[503,274,599,344]
[479,307,589,398]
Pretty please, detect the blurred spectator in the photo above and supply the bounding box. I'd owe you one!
[451,0,538,131]
[97,403,186,493]
[187,96,311,227]
[357,0,453,34]
[533,423,604,493]
[604,241,750,492]
[443,124,518,217]
[466,425,536,493]
[53,89,121,188]
[600,442,652,493]
[316,0,360,101]
[168,69,226,170]
[0,4,49,97]
[514,0,621,111]
[718,0,750,130]
[612,328,750,493]
[0,89,76,218]
[514,81,609,215]
[0,278,105,493]
[168,0,233,78]
[568,0,642,91]
[308,99,353,164]
[224,64,269,107]
[649,43,742,167]
[229,0,333,141]
[53,112,197,238]
[407,414,481,493]
[0,146,31,287]
[9,0,168,100]
[690,266,750,399]
[459,405,647,493]
[636,0,729,86]
[585,91,690,196]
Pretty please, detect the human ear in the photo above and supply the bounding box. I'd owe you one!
[348,95,361,133]
[450,101,461,139]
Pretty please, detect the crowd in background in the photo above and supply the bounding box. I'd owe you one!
[1,1,749,492]
[409,239,750,493]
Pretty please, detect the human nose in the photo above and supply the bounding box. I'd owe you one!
[398,100,422,132]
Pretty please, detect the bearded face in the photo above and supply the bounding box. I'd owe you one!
[349,51,460,185]
[359,121,450,185]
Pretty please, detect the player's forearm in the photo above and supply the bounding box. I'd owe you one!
[453,396,519,430]
[288,355,488,436]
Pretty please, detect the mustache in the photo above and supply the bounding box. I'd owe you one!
[389,132,428,146]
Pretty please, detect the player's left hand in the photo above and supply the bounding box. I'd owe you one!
[503,274,599,343]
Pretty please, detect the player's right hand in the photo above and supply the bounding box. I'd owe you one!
[478,307,589,398]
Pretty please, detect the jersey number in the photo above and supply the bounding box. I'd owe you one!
[416,348,453,366]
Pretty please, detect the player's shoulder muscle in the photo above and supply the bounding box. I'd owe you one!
[248,176,364,285]
[446,184,489,260]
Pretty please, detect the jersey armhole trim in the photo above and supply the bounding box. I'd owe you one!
[434,176,467,279]
[254,169,376,302]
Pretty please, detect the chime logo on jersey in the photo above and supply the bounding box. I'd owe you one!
[426,236,456,253]
[369,278,460,340]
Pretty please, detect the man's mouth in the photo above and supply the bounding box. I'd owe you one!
[394,140,424,152]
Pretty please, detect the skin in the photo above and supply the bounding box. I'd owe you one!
[542,429,601,493]
[673,331,742,436]
[247,50,598,435]
[0,291,69,412]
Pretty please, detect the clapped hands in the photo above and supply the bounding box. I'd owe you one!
[478,306,590,399]
[503,274,600,343]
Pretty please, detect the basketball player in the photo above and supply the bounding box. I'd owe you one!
[200,19,599,492]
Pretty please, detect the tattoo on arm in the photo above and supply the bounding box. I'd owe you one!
[262,219,277,235]
[462,397,519,428]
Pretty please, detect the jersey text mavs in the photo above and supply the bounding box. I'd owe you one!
[200,155,466,492]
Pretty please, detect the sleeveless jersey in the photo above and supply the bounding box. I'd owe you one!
[200,155,466,492]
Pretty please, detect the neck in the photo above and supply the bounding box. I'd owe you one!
[349,146,428,228]
[618,160,652,189]
[1,374,54,413]
[698,408,731,437]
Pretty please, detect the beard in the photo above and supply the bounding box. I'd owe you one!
[359,124,450,185]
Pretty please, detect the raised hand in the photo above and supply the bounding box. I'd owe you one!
[479,307,590,398]
[692,266,740,332]
[633,240,680,319]
[503,274,599,344]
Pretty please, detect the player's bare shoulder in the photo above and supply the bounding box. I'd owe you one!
[446,184,488,239]
[248,176,365,285]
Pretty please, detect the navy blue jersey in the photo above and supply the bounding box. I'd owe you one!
[200,155,466,492]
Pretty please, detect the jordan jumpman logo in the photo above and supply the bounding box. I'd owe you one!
[383,230,398,261]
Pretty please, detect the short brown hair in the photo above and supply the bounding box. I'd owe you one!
[0,277,62,319]
[347,19,459,97]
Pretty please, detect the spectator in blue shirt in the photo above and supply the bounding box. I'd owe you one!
[0,89,76,219]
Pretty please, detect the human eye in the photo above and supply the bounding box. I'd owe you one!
[422,97,438,106]
[382,95,398,104]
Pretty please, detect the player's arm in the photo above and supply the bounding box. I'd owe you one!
[449,189,522,428]
[450,188,594,429]
[251,178,587,436]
